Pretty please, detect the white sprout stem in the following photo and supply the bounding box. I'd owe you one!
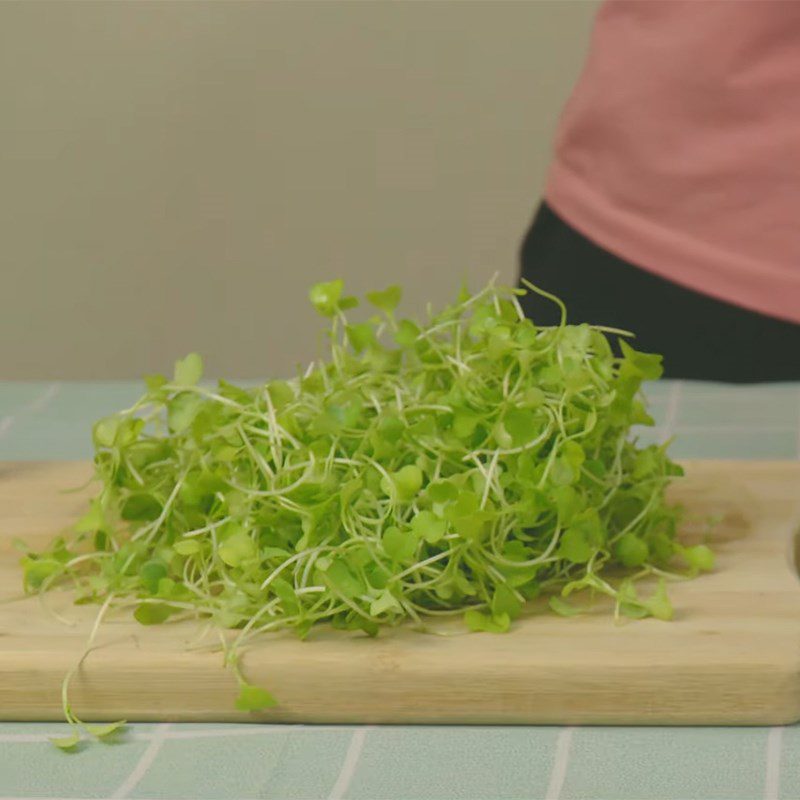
[258,547,327,591]
[483,527,564,569]
[227,453,316,497]
[238,424,275,481]
[133,472,187,543]
[390,549,455,582]
[181,517,232,538]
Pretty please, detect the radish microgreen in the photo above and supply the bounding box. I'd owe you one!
[23,277,712,745]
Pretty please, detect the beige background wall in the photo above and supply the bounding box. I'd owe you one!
[0,0,598,380]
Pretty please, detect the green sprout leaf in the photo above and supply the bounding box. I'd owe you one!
[644,579,674,621]
[382,465,423,502]
[557,527,594,564]
[92,417,120,448]
[309,280,344,317]
[22,558,63,591]
[491,584,522,620]
[173,539,201,556]
[133,603,176,626]
[381,527,418,564]
[74,499,105,533]
[173,353,204,387]
[370,589,402,616]
[121,494,162,522]
[394,319,420,347]
[614,533,649,568]
[50,732,81,750]
[319,556,366,598]
[168,393,205,433]
[84,720,126,740]
[235,683,278,712]
[410,511,447,544]
[548,596,585,617]
[366,285,402,315]
[464,609,511,633]
[218,531,257,568]
[145,373,168,392]
[346,323,377,353]
[502,408,539,446]
[680,544,715,573]
[139,560,169,593]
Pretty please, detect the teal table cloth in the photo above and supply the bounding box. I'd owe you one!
[1,379,798,800]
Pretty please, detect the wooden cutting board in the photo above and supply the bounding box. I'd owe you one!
[1,460,799,726]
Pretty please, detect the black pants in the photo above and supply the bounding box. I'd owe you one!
[518,203,800,383]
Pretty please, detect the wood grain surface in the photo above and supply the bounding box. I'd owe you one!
[1,460,799,725]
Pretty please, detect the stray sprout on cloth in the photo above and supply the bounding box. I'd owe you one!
[22,277,713,748]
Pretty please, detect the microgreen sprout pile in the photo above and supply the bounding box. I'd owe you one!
[23,277,713,744]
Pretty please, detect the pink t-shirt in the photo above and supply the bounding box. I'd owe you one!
[545,0,800,324]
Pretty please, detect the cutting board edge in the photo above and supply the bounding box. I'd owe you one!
[2,652,799,726]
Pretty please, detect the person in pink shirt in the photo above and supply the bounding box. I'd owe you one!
[519,0,800,382]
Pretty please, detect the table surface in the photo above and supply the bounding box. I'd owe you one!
[1,379,799,800]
